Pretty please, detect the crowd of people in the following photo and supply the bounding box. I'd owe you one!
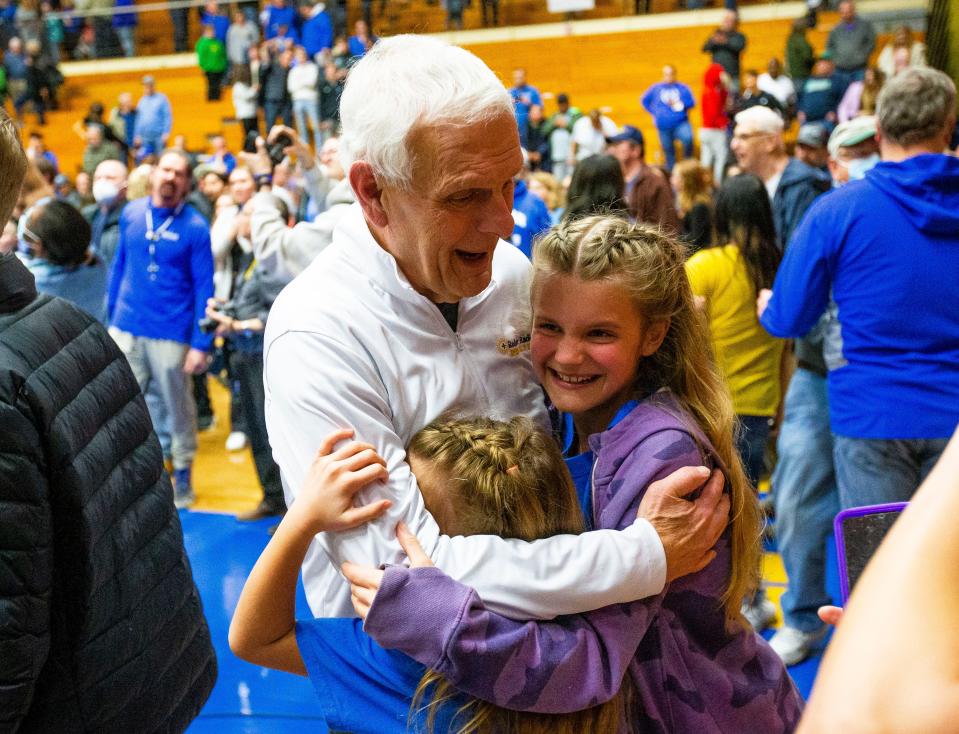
[1,0,958,730]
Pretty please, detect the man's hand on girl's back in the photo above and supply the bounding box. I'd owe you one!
[638,467,729,582]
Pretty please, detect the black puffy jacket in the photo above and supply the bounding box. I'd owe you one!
[0,254,216,733]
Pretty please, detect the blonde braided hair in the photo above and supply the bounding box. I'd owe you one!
[532,214,762,621]
[407,415,631,733]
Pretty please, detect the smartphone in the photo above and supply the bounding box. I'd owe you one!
[834,502,907,603]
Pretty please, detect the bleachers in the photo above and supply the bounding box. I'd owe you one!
[128,0,775,57]
[39,4,913,175]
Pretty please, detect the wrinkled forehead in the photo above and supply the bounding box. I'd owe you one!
[406,115,522,187]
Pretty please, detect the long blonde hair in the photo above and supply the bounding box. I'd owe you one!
[673,159,713,216]
[531,215,762,621]
[408,416,630,734]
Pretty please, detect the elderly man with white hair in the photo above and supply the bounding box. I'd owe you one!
[263,34,727,629]
[730,105,830,250]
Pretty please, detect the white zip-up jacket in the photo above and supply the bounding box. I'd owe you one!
[264,203,666,619]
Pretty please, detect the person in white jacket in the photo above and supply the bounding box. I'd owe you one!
[263,35,728,621]
[246,126,351,281]
[287,46,321,150]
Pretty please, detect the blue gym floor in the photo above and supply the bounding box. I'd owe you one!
[181,509,837,731]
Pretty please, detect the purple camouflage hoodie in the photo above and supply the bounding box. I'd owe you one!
[364,392,803,732]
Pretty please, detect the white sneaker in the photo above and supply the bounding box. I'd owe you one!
[173,487,195,510]
[225,431,248,452]
[769,625,828,666]
[742,597,777,632]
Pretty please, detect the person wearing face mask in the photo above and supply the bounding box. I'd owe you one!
[826,115,879,184]
[761,68,959,620]
[84,158,128,270]
[17,198,106,323]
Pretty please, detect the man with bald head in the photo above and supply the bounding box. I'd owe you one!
[85,158,128,268]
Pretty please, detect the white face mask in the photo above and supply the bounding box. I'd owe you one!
[846,153,880,181]
[92,179,121,205]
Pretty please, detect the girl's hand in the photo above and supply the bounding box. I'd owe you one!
[343,521,433,619]
[294,428,391,533]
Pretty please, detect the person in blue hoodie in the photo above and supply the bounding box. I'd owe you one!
[760,67,959,512]
[299,1,333,61]
[641,64,696,172]
[509,158,552,260]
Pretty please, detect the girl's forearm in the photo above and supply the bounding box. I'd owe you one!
[229,508,316,675]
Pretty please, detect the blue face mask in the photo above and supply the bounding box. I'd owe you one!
[17,236,37,258]
[846,153,880,181]
[16,199,47,258]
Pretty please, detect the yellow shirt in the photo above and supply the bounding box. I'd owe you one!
[685,244,784,416]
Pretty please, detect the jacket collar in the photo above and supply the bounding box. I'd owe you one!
[0,253,38,314]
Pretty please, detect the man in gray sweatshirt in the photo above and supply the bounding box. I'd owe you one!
[826,0,876,95]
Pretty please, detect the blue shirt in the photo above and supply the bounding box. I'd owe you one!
[108,197,214,350]
[641,82,696,130]
[561,400,640,531]
[510,84,542,146]
[263,4,296,39]
[510,179,552,259]
[296,618,462,734]
[761,154,959,439]
[112,0,137,28]
[301,10,333,57]
[200,11,230,42]
[25,256,108,324]
[348,34,372,58]
[133,92,172,141]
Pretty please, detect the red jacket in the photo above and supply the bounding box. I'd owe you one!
[701,63,729,130]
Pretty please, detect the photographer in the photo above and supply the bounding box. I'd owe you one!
[247,125,354,279]
[204,197,288,523]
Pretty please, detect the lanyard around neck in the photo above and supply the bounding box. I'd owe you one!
[145,202,184,280]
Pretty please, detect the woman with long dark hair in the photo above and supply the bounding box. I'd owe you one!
[561,154,627,222]
[685,173,783,486]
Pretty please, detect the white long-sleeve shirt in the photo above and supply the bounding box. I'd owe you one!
[263,203,667,619]
[287,61,319,102]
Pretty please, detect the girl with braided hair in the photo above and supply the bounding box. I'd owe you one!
[342,214,802,732]
[230,214,801,732]
[230,416,628,733]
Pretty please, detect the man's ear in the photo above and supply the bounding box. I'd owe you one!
[641,318,670,357]
[349,161,388,228]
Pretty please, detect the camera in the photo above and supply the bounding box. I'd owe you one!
[199,300,238,334]
[267,132,294,166]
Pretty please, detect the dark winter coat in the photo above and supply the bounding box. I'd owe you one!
[0,253,216,733]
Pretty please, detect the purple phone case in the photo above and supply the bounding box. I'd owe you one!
[834,502,908,603]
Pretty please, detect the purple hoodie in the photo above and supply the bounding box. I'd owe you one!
[364,392,803,731]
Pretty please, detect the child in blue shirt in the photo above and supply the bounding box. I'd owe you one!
[230,418,609,733]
